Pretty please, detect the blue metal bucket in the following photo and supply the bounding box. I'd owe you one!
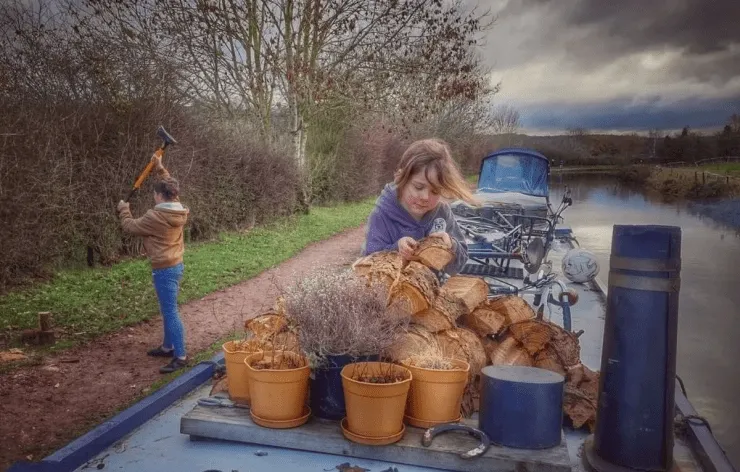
[479,365,564,449]
[310,354,378,420]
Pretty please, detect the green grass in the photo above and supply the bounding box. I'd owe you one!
[0,199,374,346]
[702,162,740,176]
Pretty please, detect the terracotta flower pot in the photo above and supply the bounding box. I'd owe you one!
[245,351,310,424]
[401,357,470,428]
[340,362,412,442]
[222,341,253,404]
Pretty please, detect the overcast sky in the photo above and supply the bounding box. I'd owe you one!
[476,0,740,134]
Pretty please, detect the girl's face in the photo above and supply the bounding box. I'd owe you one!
[154,191,165,204]
[400,167,441,219]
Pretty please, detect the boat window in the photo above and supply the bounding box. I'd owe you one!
[478,153,549,197]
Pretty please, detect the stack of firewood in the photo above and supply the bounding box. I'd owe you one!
[351,235,600,431]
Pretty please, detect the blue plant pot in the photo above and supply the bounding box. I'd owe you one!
[310,353,379,420]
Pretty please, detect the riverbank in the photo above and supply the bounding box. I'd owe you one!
[620,165,740,200]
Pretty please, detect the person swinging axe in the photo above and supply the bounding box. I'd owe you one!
[116,127,190,374]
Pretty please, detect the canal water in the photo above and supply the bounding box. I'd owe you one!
[550,172,739,468]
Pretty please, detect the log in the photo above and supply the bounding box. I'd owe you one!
[549,327,581,370]
[412,235,455,271]
[508,319,556,355]
[460,302,506,337]
[564,386,597,431]
[480,336,500,365]
[38,312,53,332]
[413,290,468,333]
[563,365,600,431]
[440,275,488,312]
[534,346,566,376]
[389,261,439,314]
[434,327,487,378]
[233,331,300,354]
[488,296,535,325]
[351,251,404,290]
[461,381,479,418]
[489,336,534,367]
[245,312,288,339]
[384,325,438,362]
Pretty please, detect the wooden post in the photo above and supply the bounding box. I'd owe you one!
[38,311,55,345]
[702,172,706,184]
[38,312,52,332]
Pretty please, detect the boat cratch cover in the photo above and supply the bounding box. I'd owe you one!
[477,148,550,198]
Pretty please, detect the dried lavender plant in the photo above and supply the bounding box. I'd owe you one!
[283,268,411,366]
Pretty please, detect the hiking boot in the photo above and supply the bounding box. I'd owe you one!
[159,357,188,374]
[147,346,174,357]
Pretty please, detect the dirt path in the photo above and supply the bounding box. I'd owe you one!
[0,226,367,471]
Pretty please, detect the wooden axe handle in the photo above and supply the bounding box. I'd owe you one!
[125,148,164,202]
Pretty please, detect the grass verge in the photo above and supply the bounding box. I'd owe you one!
[0,199,374,348]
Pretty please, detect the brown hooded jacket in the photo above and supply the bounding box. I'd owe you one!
[118,164,189,269]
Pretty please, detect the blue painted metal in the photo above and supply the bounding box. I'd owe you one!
[310,354,378,420]
[554,226,573,238]
[547,292,572,332]
[477,148,551,198]
[479,365,565,449]
[591,225,681,472]
[8,353,225,472]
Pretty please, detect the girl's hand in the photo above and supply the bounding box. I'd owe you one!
[398,237,418,260]
[430,231,452,249]
[117,200,130,213]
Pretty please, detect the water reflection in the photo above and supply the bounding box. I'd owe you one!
[551,173,740,468]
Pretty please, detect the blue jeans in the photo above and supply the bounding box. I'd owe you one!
[152,263,186,358]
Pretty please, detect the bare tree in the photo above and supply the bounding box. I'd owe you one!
[489,104,520,134]
[74,0,493,206]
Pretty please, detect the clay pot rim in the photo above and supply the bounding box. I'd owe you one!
[340,361,412,386]
[244,351,309,372]
[401,357,470,373]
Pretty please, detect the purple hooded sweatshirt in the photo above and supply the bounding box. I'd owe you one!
[362,183,469,275]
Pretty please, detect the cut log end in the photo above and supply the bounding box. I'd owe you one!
[488,296,535,325]
[413,235,454,271]
[441,275,488,313]
[461,303,506,337]
[489,336,534,367]
[508,319,556,355]
[389,261,439,315]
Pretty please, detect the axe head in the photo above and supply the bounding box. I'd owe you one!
[156,126,177,147]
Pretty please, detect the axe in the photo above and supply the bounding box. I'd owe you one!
[124,126,178,202]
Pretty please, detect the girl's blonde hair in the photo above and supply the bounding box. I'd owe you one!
[394,138,478,204]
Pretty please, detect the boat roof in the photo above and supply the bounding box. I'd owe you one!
[481,148,551,165]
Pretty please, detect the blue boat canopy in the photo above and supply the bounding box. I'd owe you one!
[477,148,550,198]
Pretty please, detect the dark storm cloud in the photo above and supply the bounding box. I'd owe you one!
[491,0,740,78]
[480,0,740,131]
[519,96,740,132]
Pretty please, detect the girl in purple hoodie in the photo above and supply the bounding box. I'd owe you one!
[362,138,477,275]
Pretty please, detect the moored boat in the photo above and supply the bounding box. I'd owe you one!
[8,149,735,472]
